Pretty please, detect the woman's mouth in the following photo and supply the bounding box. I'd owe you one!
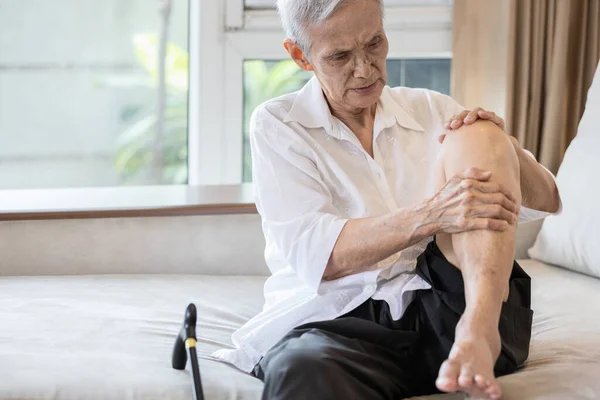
[352,80,379,95]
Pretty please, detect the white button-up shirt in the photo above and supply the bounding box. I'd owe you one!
[213,77,553,373]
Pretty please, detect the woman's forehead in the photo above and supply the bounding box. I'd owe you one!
[312,24,385,55]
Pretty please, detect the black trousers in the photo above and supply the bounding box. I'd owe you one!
[253,241,534,400]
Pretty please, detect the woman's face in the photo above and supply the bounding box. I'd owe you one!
[304,0,389,113]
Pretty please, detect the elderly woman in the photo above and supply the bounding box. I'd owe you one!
[213,0,561,399]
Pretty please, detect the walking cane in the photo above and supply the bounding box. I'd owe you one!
[172,303,205,400]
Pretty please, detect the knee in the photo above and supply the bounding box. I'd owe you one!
[440,121,519,177]
[264,345,331,382]
[262,343,338,395]
[261,345,340,400]
[442,121,517,161]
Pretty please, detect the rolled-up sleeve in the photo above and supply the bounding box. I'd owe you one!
[249,105,348,293]
[518,149,562,222]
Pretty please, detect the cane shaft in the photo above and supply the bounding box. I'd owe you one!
[187,346,204,400]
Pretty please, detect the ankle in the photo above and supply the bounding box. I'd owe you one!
[456,312,500,341]
[455,324,501,358]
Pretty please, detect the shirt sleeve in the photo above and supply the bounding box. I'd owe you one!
[249,105,349,294]
[517,149,562,223]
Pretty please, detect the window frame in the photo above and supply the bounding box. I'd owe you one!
[189,0,453,185]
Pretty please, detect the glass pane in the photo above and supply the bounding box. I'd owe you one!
[386,59,451,95]
[245,0,276,8]
[0,0,189,189]
[242,58,451,182]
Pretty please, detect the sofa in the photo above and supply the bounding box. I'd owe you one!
[0,212,598,400]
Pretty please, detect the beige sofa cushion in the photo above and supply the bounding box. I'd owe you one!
[1,260,599,399]
[0,274,264,399]
[0,214,268,277]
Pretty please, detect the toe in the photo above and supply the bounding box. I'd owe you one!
[474,374,489,390]
[457,367,474,389]
[485,380,502,399]
[436,360,460,392]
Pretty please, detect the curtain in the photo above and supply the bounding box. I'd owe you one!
[453,0,600,173]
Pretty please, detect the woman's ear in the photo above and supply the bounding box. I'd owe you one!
[283,39,314,71]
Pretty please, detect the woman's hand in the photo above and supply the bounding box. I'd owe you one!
[439,108,506,144]
[418,167,519,234]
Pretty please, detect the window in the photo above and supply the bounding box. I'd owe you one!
[0,0,189,189]
[1,0,452,189]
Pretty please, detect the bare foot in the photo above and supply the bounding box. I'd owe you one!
[436,328,502,399]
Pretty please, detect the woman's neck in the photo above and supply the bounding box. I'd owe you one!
[329,101,377,133]
[326,97,377,158]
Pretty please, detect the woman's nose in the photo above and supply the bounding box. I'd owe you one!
[353,54,372,79]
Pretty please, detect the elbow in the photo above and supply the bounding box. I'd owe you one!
[323,251,352,281]
[323,255,341,281]
[534,180,561,213]
[549,182,562,213]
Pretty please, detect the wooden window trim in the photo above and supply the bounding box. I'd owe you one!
[0,184,257,221]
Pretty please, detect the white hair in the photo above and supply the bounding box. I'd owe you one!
[276,0,384,54]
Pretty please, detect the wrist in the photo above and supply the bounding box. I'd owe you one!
[406,199,440,239]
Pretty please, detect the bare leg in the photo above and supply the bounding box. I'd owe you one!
[434,121,520,399]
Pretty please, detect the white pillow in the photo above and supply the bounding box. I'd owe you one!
[528,61,600,278]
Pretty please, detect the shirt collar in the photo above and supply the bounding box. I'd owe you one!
[283,77,425,137]
[378,86,425,132]
[283,77,338,137]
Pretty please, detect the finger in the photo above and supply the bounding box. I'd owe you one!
[450,118,464,129]
[477,110,505,127]
[476,110,495,120]
[498,116,506,130]
[464,107,484,124]
[485,182,518,204]
[448,110,469,130]
[451,110,470,123]
[463,180,517,203]
[478,110,506,130]
[466,191,518,213]
[438,133,446,143]
[496,115,506,130]
[466,204,517,224]
[456,167,492,181]
[464,218,509,232]
[444,113,458,129]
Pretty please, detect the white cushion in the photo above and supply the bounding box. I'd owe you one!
[528,61,600,278]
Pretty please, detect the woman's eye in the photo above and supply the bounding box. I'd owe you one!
[369,38,381,47]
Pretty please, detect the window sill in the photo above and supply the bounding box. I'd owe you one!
[0,184,257,221]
